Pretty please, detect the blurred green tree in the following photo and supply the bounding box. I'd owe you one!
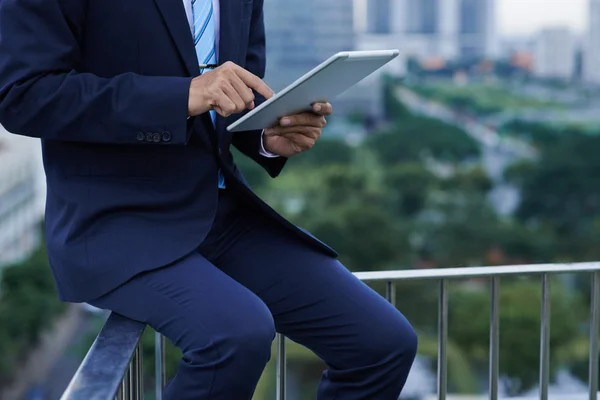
[366,116,480,166]
[448,278,583,395]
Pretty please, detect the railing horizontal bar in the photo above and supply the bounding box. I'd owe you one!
[354,262,600,282]
[60,313,146,400]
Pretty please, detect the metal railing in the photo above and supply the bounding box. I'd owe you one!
[60,313,146,400]
[61,261,600,400]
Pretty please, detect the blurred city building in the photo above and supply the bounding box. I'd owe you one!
[0,127,45,271]
[358,0,496,61]
[264,0,355,91]
[263,0,370,119]
[584,0,600,84]
[534,27,576,80]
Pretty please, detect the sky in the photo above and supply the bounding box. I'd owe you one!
[355,0,588,37]
[499,0,587,36]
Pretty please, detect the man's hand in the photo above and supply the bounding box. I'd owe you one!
[188,61,275,117]
[262,102,332,158]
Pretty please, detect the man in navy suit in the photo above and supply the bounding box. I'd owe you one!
[0,0,417,398]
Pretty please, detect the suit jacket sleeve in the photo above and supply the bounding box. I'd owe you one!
[0,0,192,145]
[230,0,287,178]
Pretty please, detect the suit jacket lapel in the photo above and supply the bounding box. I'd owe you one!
[216,0,242,141]
[153,0,199,76]
[217,0,241,67]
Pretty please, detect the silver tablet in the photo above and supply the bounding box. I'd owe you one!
[226,50,400,132]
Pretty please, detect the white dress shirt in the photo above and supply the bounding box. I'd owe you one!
[183,0,278,158]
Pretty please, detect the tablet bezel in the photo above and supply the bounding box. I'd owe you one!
[226,50,400,132]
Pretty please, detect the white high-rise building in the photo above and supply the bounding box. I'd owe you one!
[390,0,409,34]
[584,0,600,84]
[534,27,576,80]
[459,0,497,59]
[0,128,45,270]
[367,0,392,34]
[438,0,460,59]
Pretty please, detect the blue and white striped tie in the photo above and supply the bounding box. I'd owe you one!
[192,0,225,189]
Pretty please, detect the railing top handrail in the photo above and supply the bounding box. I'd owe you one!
[354,261,600,282]
[60,312,146,400]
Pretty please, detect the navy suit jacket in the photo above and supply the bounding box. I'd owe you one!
[0,0,336,302]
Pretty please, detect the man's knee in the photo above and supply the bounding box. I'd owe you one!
[228,312,276,360]
[184,301,276,366]
[374,313,418,366]
[366,311,418,368]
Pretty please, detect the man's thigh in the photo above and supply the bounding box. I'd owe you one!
[88,251,275,355]
[215,218,414,368]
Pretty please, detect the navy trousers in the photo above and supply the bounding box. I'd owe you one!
[89,188,418,399]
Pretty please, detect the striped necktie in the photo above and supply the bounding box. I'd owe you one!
[192,0,225,189]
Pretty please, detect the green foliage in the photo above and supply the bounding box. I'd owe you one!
[385,163,439,217]
[419,195,503,266]
[304,201,411,271]
[365,116,480,165]
[287,138,355,168]
[506,133,600,261]
[408,83,564,116]
[0,242,65,385]
[500,120,563,148]
[515,134,600,226]
[449,278,582,395]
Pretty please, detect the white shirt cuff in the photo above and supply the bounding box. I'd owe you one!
[259,130,280,158]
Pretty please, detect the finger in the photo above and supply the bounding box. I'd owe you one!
[220,82,247,113]
[312,102,333,116]
[280,113,326,128]
[264,125,321,140]
[213,90,238,117]
[228,74,256,109]
[282,132,317,151]
[233,66,275,100]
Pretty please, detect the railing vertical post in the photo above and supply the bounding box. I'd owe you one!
[437,279,448,400]
[489,277,500,400]
[116,384,124,400]
[539,274,551,400]
[155,332,166,400]
[385,281,396,306]
[120,366,130,400]
[589,271,600,400]
[128,360,135,400]
[130,350,137,400]
[276,333,287,400]
[134,341,143,399]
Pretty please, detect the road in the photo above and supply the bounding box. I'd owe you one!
[395,87,537,215]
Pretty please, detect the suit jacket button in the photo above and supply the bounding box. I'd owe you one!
[161,131,172,142]
[145,133,153,142]
[152,133,161,142]
[136,132,145,141]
